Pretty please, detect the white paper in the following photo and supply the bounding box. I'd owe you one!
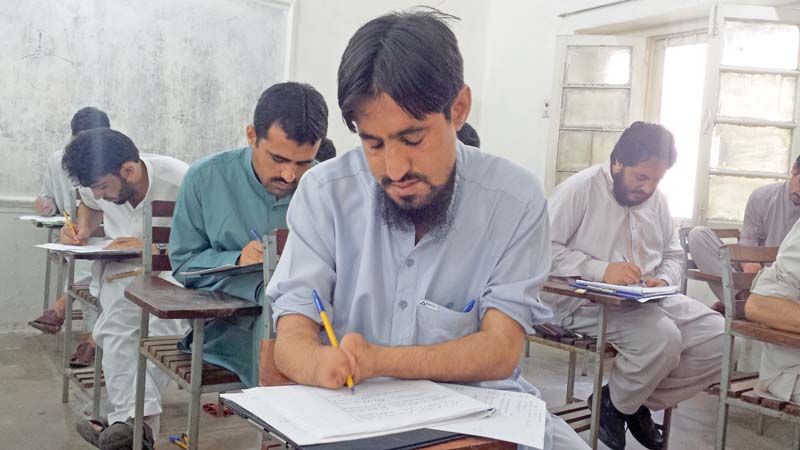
[18,215,66,225]
[35,238,141,255]
[431,384,547,449]
[221,379,494,445]
[179,263,261,277]
[575,279,679,296]
[158,272,185,287]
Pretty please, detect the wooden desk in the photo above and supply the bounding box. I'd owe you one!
[424,436,515,449]
[539,279,626,449]
[126,274,262,450]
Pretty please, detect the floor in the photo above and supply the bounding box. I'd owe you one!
[0,328,796,450]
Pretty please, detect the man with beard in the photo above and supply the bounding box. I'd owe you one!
[168,81,326,387]
[266,10,589,450]
[61,128,189,448]
[688,155,800,301]
[541,122,724,450]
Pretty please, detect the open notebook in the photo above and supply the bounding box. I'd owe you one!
[35,238,141,255]
[573,279,679,302]
[178,262,262,277]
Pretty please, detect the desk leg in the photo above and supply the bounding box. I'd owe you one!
[93,345,103,418]
[61,255,75,404]
[589,304,608,450]
[42,229,54,312]
[188,319,205,450]
[133,310,150,450]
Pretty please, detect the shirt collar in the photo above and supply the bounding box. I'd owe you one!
[136,155,155,210]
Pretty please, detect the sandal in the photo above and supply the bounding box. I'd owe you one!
[70,340,96,368]
[98,418,155,450]
[27,309,64,334]
[77,418,109,448]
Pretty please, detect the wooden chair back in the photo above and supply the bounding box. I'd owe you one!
[719,244,779,321]
[143,200,175,273]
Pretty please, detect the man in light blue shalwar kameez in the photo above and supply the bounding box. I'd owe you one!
[266,11,590,450]
[169,82,328,387]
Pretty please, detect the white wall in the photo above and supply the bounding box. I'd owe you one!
[290,0,491,154]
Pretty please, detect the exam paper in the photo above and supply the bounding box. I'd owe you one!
[222,379,494,445]
[18,215,66,226]
[179,262,262,277]
[35,238,142,255]
[432,384,547,449]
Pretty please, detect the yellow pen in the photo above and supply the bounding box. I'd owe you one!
[62,211,78,236]
[312,289,355,393]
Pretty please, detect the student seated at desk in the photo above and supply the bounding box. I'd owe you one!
[61,128,189,449]
[169,81,327,387]
[746,220,800,404]
[266,10,588,450]
[29,106,111,368]
[541,122,724,450]
[688,155,800,300]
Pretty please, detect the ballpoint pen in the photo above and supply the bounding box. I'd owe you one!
[249,229,264,244]
[622,255,645,286]
[312,289,355,393]
[462,299,476,313]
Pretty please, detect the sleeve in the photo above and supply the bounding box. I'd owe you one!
[548,182,609,281]
[168,167,242,287]
[654,200,683,286]
[741,191,766,247]
[479,195,553,334]
[267,171,336,327]
[752,221,800,302]
[38,157,57,216]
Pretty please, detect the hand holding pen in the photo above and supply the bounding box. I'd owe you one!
[313,289,355,393]
[602,256,642,285]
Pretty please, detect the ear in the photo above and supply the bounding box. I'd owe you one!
[118,161,137,180]
[450,85,472,130]
[611,160,624,175]
[246,125,258,149]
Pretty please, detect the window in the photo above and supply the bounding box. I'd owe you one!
[545,36,646,190]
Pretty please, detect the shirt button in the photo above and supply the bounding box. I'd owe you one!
[398,300,408,310]
[446,302,454,309]
[405,258,414,267]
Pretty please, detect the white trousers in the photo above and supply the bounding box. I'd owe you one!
[92,261,188,424]
[562,295,724,414]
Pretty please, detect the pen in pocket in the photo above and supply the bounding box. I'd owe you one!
[462,299,476,313]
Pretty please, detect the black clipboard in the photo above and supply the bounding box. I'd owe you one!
[223,398,466,450]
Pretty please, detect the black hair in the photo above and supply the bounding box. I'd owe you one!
[457,122,480,148]
[253,82,328,146]
[70,107,110,136]
[610,122,677,168]
[62,128,140,187]
[338,8,464,132]
[316,138,337,162]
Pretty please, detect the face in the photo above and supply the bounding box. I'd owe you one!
[790,164,800,206]
[89,162,137,205]
[610,158,670,207]
[355,88,471,212]
[248,124,319,199]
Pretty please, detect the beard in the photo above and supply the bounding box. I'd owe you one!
[375,167,457,239]
[111,177,136,205]
[611,170,653,207]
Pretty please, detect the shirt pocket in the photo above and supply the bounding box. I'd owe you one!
[414,299,480,346]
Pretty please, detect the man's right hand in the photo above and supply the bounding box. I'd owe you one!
[740,262,762,273]
[603,262,643,285]
[35,196,55,215]
[60,224,89,245]
[311,346,357,389]
[238,240,263,265]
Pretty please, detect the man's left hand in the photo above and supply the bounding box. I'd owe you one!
[104,237,144,250]
[644,278,668,287]
[340,332,377,384]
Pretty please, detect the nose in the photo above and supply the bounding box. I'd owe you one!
[281,165,297,183]
[384,144,411,181]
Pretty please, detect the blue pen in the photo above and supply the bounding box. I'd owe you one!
[249,229,263,244]
[463,299,476,313]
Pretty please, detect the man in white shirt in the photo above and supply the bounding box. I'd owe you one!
[61,128,189,449]
[28,107,111,368]
[541,122,724,450]
[746,219,800,404]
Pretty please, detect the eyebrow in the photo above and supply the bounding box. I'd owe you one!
[267,150,314,164]
[358,126,428,142]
